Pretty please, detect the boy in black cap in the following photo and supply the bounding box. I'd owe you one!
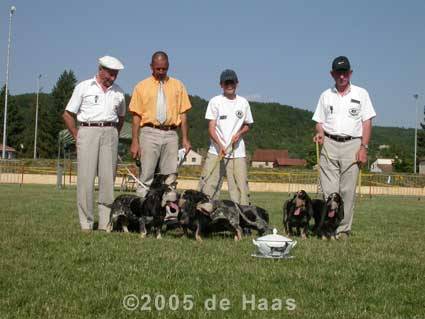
[199,69,253,205]
[312,56,376,239]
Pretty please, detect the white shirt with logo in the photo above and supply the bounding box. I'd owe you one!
[65,77,126,123]
[205,94,254,158]
[312,84,376,137]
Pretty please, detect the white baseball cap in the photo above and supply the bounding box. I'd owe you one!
[98,56,124,70]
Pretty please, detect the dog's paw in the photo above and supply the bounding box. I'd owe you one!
[106,223,112,233]
[140,232,147,239]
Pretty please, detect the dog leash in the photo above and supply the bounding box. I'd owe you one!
[117,155,149,189]
[317,141,360,176]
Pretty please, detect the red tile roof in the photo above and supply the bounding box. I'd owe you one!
[276,157,307,166]
[0,144,16,152]
[252,149,288,162]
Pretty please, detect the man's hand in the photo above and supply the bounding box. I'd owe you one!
[130,140,140,159]
[313,132,324,145]
[356,146,368,166]
[182,138,192,154]
[231,133,241,146]
[71,129,78,141]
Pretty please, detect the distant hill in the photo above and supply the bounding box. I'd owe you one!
[185,95,415,167]
[6,92,417,169]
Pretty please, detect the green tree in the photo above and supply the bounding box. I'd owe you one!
[51,70,77,134]
[417,106,425,160]
[0,86,25,152]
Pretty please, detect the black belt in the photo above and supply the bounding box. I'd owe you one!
[143,123,177,131]
[324,132,359,142]
[79,122,117,127]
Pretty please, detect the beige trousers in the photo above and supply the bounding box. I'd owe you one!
[198,153,250,205]
[136,126,178,197]
[77,127,118,230]
[319,136,361,234]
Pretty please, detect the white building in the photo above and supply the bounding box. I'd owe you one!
[178,149,203,166]
[419,158,425,175]
[370,158,394,173]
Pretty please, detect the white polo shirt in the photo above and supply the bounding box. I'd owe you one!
[205,94,254,158]
[312,84,376,137]
[65,77,126,123]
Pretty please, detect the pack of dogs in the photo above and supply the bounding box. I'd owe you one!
[283,190,344,240]
[106,173,343,241]
[106,174,271,241]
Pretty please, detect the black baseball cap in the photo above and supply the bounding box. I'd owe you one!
[332,56,351,71]
[220,69,238,83]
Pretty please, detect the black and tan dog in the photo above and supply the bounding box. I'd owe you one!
[237,204,270,236]
[178,190,243,241]
[283,190,314,238]
[312,192,344,240]
[178,190,270,241]
[106,174,180,238]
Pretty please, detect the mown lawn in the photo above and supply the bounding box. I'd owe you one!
[0,184,424,319]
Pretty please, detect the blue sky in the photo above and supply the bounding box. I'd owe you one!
[0,0,424,128]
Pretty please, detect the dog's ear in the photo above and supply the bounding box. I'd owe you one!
[164,173,177,186]
[337,196,344,220]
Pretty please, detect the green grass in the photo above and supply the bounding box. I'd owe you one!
[1,185,424,319]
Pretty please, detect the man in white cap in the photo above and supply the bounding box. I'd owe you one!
[63,56,126,231]
[313,56,376,240]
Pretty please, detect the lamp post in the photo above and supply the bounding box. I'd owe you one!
[413,94,419,174]
[33,74,42,159]
[2,6,16,159]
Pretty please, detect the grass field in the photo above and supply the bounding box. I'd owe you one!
[1,185,424,319]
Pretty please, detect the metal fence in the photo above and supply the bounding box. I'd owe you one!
[1,160,425,198]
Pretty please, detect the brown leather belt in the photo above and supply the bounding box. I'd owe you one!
[324,131,359,142]
[143,123,177,131]
[79,121,117,127]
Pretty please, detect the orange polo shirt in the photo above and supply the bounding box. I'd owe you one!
[129,76,192,127]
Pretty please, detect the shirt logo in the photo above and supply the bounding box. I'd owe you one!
[94,95,98,103]
[349,108,360,117]
[235,110,244,119]
[219,115,227,120]
[351,99,360,104]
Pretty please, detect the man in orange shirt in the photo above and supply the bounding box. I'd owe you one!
[129,51,192,197]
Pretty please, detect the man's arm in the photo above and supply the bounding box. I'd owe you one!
[130,113,141,159]
[180,112,191,153]
[313,123,325,144]
[208,120,226,157]
[62,110,78,141]
[231,123,251,145]
[356,119,372,165]
[117,116,125,134]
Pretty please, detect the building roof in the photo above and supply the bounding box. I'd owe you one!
[252,149,288,162]
[0,144,16,152]
[276,157,307,166]
[375,158,394,165]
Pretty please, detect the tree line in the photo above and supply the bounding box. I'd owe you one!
[0,70,423,172]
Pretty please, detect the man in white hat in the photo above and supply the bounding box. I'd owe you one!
[63,55,126,231]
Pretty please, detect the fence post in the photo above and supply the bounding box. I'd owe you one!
[20,162,24,187]
[69,159,72,185]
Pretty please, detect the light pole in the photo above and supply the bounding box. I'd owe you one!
[2,6,16,159]
[413,94,419,174]
[33,74,42,159]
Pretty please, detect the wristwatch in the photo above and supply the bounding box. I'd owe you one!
[361,144,368,150]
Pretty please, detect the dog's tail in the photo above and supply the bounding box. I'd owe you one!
[97,202,113,208]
